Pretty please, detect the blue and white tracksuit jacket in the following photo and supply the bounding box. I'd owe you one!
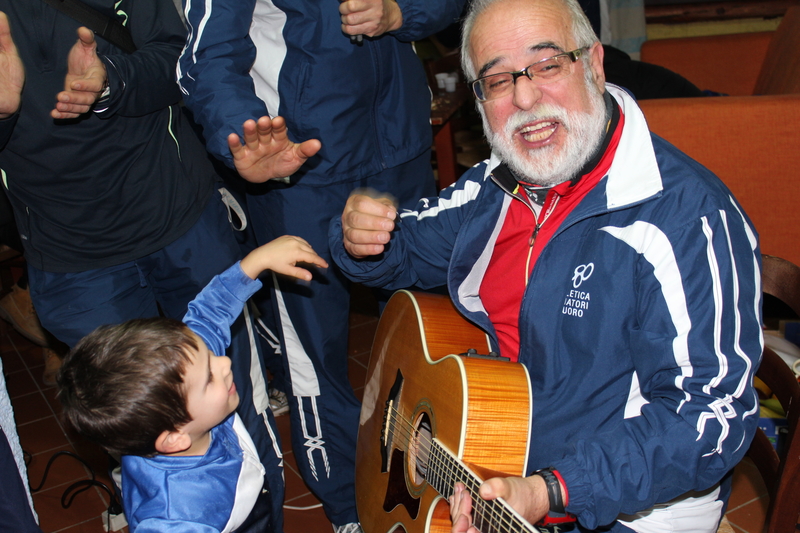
[122,264,268,533]
[122,414,265,533]
[329,86,763,532]
[177,0,465,183]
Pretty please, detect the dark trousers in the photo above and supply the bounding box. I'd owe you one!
[247,149,436,526]
[0,430,42,533]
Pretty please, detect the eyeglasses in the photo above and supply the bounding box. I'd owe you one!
[470,48,588,102]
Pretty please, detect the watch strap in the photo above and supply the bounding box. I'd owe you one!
[534,467,577,526]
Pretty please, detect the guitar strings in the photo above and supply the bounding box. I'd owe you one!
[383,403,531,532]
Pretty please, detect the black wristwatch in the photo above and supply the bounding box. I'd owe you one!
[533,467,577,526]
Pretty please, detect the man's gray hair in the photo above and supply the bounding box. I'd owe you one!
[460,0,599,80]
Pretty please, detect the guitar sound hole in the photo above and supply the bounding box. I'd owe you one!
[410,413,432,486]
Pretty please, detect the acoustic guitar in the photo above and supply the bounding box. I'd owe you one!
[355,290,536,533]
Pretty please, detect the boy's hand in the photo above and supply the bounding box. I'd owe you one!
[228,116,321,183]
[52,27,108,119]
[241,236,328,281]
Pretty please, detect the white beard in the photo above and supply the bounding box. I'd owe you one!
[482,75,608,187]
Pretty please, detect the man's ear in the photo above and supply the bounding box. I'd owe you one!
[588,41,606,90]
[155,429,191,455]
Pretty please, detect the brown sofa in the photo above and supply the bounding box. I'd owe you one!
[637,6,800,266]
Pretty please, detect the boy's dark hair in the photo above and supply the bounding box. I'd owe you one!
[57,318,199,457]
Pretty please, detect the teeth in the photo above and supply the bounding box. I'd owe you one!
[520,121,554,133]
[520,121,556,142]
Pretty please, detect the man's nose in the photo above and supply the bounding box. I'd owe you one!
[512,76,543,110]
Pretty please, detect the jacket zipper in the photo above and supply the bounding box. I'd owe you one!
[524,193,559,286]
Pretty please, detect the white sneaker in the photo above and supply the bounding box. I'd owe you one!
[333,523,363,533]
[268,388,289,416]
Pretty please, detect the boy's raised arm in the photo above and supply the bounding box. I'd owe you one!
[240,235,328,281]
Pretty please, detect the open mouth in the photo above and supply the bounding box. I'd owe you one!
[519,120,559,144]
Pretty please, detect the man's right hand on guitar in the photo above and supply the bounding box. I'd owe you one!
[448,476,551,532]
[341,190,397,258]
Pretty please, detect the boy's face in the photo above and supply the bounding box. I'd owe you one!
[179,334,240,439]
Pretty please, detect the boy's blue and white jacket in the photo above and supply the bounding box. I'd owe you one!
[329,86,763,531]
[122,265,266,532]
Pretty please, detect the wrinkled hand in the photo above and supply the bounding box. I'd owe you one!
[228,116,321,183]
[341,191,398,259]
[0,12,24,119]
[448,476,550,532]
[240,235,329,281]
[52,27,107,119]
[339,0,403,38]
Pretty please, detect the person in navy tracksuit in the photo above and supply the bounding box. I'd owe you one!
[177,1,466,530]
[330,0,762,530]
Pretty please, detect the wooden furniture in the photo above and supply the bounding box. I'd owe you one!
[645,0,799,25]
[639,94,800,267]
[641,5,800,96]
[431,87,472,189]
[749,254,800,532]
[638,6,800,266]
[425,49,478,190]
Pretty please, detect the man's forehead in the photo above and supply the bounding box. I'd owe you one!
[469,0,573,71]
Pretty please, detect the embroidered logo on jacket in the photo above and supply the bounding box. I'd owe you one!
[563,263,593,317]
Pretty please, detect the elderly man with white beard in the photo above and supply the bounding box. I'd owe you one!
[328,0,763,530]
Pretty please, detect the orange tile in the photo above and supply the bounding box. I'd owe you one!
[9,390,53,425]
[33,484,109,533]
[727,458,768,510]
[283,492,332,532]
[4,366,39,399]
[41,385,65,417]
[27,446,97,494]
[0,346,26,374]
[283,450,314,502]
[59,515,128,533]
[17,416,71,455]
[274,411,293,454]
[726,496,769,533]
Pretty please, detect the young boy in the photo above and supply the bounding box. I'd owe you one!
[57,235,328,532]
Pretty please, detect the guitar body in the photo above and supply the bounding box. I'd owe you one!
[356,290,532,533]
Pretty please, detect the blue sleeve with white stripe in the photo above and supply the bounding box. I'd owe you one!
[329,166,486,290]
[182,262,263,356]
[177,0,266,167]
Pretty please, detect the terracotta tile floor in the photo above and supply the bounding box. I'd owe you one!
[1,272,770,533]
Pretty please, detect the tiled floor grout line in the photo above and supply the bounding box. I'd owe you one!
[728,521,749,533]
[725,494,766,513]
[50,516,104,533]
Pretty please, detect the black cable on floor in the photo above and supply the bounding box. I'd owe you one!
[29,449,122,515]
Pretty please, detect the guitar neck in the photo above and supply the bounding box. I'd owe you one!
[426,440,535,533]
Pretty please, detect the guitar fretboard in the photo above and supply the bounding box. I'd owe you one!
[425,439,535,533]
